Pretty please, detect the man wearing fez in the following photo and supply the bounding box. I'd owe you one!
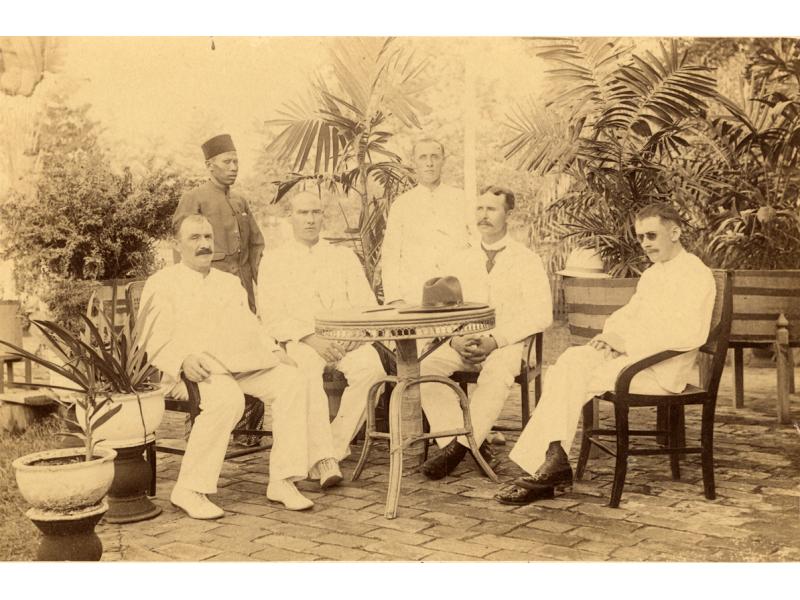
[381,137,474,305]
[496,204,716,505]
[419,186,553,479]
[141,214,340,516]
[173,133,265,313]
[259,191,387,468]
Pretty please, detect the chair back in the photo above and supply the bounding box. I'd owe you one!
[699,270,733,395]
[125,280,147,323]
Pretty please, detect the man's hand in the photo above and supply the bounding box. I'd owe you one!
[169,380,189,402]
[588,335,623,359]
[462,335,498,364]
[302,334,346,364]
[451,335,497,365]
[182,353,213,382]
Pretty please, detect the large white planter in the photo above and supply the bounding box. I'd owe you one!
[13,446,117,512]
[77,386,166,449]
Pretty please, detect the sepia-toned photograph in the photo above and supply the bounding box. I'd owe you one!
[1,16,799,574]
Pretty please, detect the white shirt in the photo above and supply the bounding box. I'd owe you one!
[381,183,474,304]
[139,263,279,381]
[259,238,377,343]
[446,234,553,347]
[599,249,716,393]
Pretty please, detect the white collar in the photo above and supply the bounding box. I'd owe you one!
[481,233,510,251]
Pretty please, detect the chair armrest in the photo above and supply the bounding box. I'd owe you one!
[613,349,687,396]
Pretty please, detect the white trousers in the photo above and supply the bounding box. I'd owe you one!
[420,342,523,449]
[176,363,333,494]
[509,345,668,476]
[286,341,386,461]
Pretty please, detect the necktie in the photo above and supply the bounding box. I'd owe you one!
[483,245,506,273]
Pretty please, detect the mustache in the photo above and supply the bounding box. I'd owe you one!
[478,219,492,225]
[195,248,212,256]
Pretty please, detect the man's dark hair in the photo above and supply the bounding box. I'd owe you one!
[635,203,683,228]
[481,185,516,211]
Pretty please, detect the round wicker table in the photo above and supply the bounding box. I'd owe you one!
[316,304,499,518]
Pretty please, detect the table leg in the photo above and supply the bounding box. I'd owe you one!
[385,379,409,519]
[394,340,423,463]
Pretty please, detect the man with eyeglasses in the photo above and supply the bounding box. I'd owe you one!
[495,204,716,505]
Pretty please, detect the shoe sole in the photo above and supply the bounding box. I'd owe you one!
[169,501,224,520]
[320,474,343,489]
[266,495,314,511]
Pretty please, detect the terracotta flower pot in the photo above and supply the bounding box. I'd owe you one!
[13,446,117,512]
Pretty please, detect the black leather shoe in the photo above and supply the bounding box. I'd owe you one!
[524,465,574,491]
[495,480,555,505]
[421,439,468,480]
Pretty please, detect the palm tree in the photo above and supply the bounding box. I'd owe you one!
[265,37,430,294]
[504,38,718,276]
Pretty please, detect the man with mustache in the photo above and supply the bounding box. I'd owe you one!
[496,204,716,505]
[172,134,264,313]
[139,214,338,517]
[381,137,474,305]
[259,191,387,473]
[418,186,553,479]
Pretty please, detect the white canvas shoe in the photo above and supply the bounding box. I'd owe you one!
[170,487,225,520]
[266,479,314,511]
[316,458,343,489]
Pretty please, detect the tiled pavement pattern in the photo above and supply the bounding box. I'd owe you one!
[97,330,800,562]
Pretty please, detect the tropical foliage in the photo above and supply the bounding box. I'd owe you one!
[0,101,188,329]
[265,37,430,293]
[504,38,719,277]
[692,38,800,269]
[0,298,160,460]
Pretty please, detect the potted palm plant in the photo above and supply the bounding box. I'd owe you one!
[2,296,164,559]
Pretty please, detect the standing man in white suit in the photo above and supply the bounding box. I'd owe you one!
[496,203,716,505]
[259,192,387,468]
[419,186,553,479]
[381,137,474,305]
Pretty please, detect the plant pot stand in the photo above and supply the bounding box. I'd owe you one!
[104,438,161,524]
[27,501,108,561]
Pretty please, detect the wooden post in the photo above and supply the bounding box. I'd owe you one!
[775,313,791,424]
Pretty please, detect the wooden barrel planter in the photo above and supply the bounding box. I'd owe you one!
[563,277,639,347]
[729,270,800,423]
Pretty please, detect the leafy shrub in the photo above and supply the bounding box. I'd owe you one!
[0,102,189,331]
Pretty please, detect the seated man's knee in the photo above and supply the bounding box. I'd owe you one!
[199,375,245,419]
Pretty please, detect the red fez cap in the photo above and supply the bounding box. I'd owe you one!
[202,134,236,160]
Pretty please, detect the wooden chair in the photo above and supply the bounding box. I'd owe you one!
[575,270,732,507]
[449,332,543,431]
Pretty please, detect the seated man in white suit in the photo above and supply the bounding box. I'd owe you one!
[259,191,387,471]
[496,203,716,505]
[419,186,553,479]
[140,214,338,516]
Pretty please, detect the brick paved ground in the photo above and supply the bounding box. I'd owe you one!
[96,325,800,562]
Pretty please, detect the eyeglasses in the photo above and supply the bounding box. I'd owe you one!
[636,232,659,243]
